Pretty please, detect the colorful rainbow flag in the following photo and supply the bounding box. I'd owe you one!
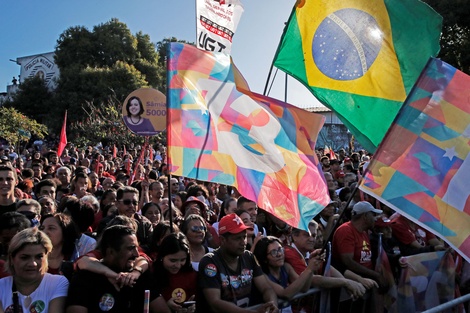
[360,58,470,262]
[273,0,442,152]
[167,42,330,231]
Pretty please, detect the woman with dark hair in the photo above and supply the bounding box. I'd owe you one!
[181,214,213,271]
[253,236,318,311]
[123,96,155,135]
[69,172,90,199]
[0,228,69,312]
[173,191,188,211]
[153,232,197,312]
[212,197,237,235]
[142,202,162,227]
[40,213,80,280]
[146,220,180,261]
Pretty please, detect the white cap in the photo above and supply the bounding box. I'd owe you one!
[352,201,382,215]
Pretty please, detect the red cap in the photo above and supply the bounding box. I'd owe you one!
[219,213,252,235]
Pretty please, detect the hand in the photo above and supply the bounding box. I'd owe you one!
[307,251,324,272]
[358,277,379,290]
[116,271,139,289]
[344,279,366,300]
[167,298,183,312]
[434,244,446,251]
[106,272,122,292]
[256,301,278,313]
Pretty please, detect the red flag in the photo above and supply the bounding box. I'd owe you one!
[57,111,67,157]
[112,145,117,158]
[329,147,337,160]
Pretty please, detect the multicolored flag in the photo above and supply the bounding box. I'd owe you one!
[360,58,470,262]
[397,251,455,311]
[167,42,330,231]
[196,0,244,54]
[375,234,397,313]
[273,0,442,152]
[57,110,67,157]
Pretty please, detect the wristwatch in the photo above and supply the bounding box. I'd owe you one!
[132,265,144,274]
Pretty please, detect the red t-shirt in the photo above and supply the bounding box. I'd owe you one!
[332,221,373,270]
[161,270,197,304]
[283,245,307,275]
[390,215,435,246]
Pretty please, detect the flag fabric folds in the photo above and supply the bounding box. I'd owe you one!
[397,251,455,311]
[375,234,397,313]
[360,58,470,262]
[273,0,442,152]
[167,42,330,231]
[57,110,67,157]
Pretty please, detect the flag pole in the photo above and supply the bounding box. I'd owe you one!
[166,42,174,233]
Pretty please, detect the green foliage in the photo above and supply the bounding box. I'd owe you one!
[5,76,55,125]
[0,107,48,144]
[54,18,163,128]
[424,0,470,73]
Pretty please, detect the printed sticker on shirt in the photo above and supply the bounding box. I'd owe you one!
[221,273,229,287]
[230,275,241,289]
[99,293,115,311]
[204,264,217,277]
[30,300,46,313]
[172,288,187,303]
[240,269,253,284]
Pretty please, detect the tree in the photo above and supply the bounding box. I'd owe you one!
[70,98,165,148]
[4,76,55,125]
[424,0,470,74]
[54,18,165,130]
[0,107,48,145]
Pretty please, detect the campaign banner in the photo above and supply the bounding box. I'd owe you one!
[196,0,244,54]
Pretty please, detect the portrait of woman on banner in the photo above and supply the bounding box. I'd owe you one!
[123,96,156,136]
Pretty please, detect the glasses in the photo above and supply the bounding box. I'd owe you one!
[190,225,206,232]
[171,183,178,186]
[267,247,284,257]
[119,199,138,206]
[18,211,37,220]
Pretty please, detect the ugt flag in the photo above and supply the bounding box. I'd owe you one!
[273,0,442,152]
[167,43,330,231]
[196,0,244,54]
[360,58,470,262]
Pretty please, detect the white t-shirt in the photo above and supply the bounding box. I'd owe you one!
[0,273,69,312]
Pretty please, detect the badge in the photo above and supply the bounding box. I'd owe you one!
[171,288,187,303]
[30,300,45,313]
[205,264,217,277]
[99,293,115,311]
[230,275,240,289]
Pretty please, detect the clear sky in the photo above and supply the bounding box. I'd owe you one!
[0,0,323,108]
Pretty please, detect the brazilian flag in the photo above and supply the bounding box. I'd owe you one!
[274,0,442,152]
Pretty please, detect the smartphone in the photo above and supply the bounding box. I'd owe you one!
[182,301,196,308]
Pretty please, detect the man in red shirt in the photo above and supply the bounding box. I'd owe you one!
[332,201,387,310]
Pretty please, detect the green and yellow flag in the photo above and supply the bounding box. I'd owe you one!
[273,0,442,152]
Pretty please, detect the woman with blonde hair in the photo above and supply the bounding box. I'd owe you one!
[0,227,69,312]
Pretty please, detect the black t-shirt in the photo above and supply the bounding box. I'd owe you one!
[66,269,160,313]
[196,249,263,313]
[0,201,17,214]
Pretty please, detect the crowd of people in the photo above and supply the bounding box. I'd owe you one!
[0,141,464,313]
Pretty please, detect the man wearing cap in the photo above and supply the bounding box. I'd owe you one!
[197,213,278,313]
[332,201,386,289]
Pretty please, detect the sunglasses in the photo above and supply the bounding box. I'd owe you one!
[267,247,284,257]
[18,211,38,220]
[119,199,138,206]
[190,225,206,232]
